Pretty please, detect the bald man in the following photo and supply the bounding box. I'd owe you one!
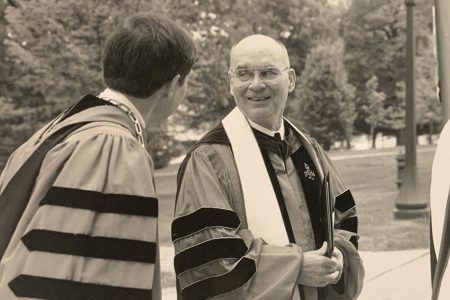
[172,35,364,300]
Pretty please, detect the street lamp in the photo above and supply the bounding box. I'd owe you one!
[434,0,450,120]
[394,0,428,218]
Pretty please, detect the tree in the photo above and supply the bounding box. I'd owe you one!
[2,0,180,169]
[414,13,442,142]
[342,0,440,144]
[1,0,357,170]
[5,0,165,113]
[164,0,340,135]
[289,39,356,150]
[1,0,19,97]
[362,76,387,148]
[1,0,8,97]
[341,0,406,140]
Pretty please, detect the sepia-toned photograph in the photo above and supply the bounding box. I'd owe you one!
[0,0,448,299]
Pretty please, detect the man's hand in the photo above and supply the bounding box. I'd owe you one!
[330,247,344,284]
[298,242,343,287]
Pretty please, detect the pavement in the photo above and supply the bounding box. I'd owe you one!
[160,246,432,300]
[358,249,431,300]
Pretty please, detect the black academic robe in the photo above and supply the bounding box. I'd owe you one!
[172,122,364,300]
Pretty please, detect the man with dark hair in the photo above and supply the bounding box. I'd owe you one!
[173,35,363,300]
[0,13,197,299]
[103,13,196,98]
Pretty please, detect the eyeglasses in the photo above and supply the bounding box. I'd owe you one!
[230,67,290,83]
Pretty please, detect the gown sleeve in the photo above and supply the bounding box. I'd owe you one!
[1,125,160,300]
[312,140,365,299]
[173,145,304,300]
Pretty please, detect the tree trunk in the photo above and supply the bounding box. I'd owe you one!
[0,0,6,96]
[344,133,351,149]
[370,125,376,149]
[323,139,331,151]
[396,129,405,146]
[428,121,433,144]
[341,122,352,150]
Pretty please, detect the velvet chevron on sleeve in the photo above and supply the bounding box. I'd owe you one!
[174,145,304,300]
[334,190,358,249]
[173,148,257,300]
[174,121,364,300]
[0,103,160,300]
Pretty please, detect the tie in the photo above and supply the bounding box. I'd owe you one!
[253,129,288,158]
[274,132,282,141]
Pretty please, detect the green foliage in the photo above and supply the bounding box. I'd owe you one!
[289,39,356,150]
[2,0,174,168]
[342,0,406,134]
[165,0,339,132]
[361,76,387,147]
[363,76,386,128]
[342,0,441,138]
[415,32,442,129]
[0,0,17,97]
[147,130,184,170]
[5,0,162,111]
[0,0,442,161]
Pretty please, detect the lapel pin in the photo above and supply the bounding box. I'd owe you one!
[304,163,315,181]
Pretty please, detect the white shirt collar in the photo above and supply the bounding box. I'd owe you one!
[247,118,285,140]
[98,88,146,129]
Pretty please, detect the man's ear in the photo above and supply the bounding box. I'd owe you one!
[288,68,296,93]
[167,74,182,98]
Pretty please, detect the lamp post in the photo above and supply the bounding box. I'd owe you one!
[394,0,428,218]
[434,0,450,121]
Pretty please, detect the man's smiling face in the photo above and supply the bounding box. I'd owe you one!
[228,35,296,130]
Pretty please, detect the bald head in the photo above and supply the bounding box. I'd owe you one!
[227,34,296,130]
[229,35,290,69]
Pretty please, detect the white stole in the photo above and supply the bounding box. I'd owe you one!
[223,107,319,300]
[222,107,289,245]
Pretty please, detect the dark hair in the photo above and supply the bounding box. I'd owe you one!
[102,13,198,98]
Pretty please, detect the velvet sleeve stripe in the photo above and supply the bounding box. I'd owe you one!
[174,238,248,275]
[171,208,240,242]
[39,187,158,217]
[350,235,359,249]
[21,229,156,263]
[334,190,355,214]
[339,216,358,234]
[8,274,152,300]
[181,257,256,300]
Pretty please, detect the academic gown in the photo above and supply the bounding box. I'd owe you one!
[430,119,450,300]
[172,122,364,300]
[0,95,160,300]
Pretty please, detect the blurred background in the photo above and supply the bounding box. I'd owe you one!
[0,0,443,299]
